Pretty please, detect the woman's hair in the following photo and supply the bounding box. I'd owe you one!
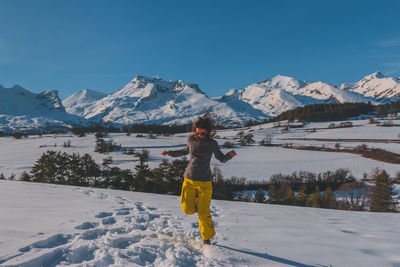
[191,108,217,137]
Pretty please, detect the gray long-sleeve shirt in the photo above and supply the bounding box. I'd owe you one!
[169,135,233,181]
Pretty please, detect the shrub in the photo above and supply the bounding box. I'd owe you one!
[12,132,24,139]
[135,149,150,162]
[95,132,105,138]
[95,138,121,154]
[336,182,371,211]
[63,140,71,147]
[222,141,234,148]
[72,128,86,137]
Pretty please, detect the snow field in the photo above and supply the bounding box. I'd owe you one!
[0,119,399,180]
[1,180,400,266]
[0,181,242,266]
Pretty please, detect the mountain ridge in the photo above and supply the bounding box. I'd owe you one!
[1,71,399,132]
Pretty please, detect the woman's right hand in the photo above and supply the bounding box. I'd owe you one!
[162,151,170,156]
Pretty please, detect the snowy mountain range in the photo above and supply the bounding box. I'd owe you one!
[63,75,267,127]
[0,85,86,133]
[236,73,385,116]
[0,72,399,132]
[63,89,107,117]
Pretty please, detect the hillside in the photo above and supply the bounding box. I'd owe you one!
[0,85,86,133]
[1,180,399,266]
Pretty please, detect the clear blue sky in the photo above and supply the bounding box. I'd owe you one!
[1,0,400,99]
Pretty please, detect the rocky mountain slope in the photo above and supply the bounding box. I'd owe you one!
[2,72,399,131]
[0,85,85,133]
[71,75,267,127]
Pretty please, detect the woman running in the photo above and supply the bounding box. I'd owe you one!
[162,113,236,245]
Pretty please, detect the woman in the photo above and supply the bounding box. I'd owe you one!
[162,113,236,245]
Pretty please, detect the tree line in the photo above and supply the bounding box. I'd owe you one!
[5,150,397,213]
[275,100,400,122]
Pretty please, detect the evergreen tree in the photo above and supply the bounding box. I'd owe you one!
[133,157,151,192]
[212,166,237,200]
[30,151,100,186]
[20,171,31,182]
[321,187,337,209]
[296,184,308,206]
[307,185,321,208]
[370,170,398,212]
[0,173,5,180]
[282,186,296,205]
[267,185,279,204]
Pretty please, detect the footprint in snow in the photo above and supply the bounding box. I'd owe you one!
[95,212,113,218]
[75,222,99,230]
[19,234,72,252]
[115,207,132,215]
[109,235,144,249]
[81,229,108,240]
[102,217,116,225]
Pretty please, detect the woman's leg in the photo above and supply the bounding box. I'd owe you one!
[181,178,197,215]
[197,181,215,241]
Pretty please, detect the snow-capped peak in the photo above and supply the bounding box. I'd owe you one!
[63,89,107,116]
[70,75,267,127]
[257,75,309,93]
[365,71,385,79]
[340,71,400,99]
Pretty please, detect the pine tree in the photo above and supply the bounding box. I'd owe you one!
[296,184,308,206]
[0,173,5,180]
[370,170,398,212]
[8,173,16,181]
[20,171,31,182]
[267,185,279,204]
[307,185,321,208]
[321,187,337,209]
[133,157,150,192]
[282,186,295,205]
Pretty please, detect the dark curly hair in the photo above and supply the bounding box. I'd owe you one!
[192,108,217,138]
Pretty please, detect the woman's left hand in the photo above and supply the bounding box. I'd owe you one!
[228,150,237,157]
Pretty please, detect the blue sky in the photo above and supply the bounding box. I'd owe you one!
[1,0,400,99]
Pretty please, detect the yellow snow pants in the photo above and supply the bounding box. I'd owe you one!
[181,177,216,240]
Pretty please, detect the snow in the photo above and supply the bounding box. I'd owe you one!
[0,112,399,266]
[0,85,87,133]
[1,180,400,266]
[341,71,400,99]
[1,72,399,131]
[0,119,398,180]
[75,75,266,127]
[237,74,385,117]
[62,89,107,116]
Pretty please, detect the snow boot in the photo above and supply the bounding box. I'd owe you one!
[203,239,211,245]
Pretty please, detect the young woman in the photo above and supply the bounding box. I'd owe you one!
[162,114,236,245]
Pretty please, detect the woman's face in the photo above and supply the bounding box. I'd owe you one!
[196,128,208,140]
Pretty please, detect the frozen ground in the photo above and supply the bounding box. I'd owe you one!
[1,180,400,267]
[0,119,398,180]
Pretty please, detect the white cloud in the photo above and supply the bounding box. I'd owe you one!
[382,61,400,67]
[377,38,400,48]
[380,61,400,77]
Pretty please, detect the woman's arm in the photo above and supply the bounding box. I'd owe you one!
[162,140,189,157]
[214,143,236,163]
